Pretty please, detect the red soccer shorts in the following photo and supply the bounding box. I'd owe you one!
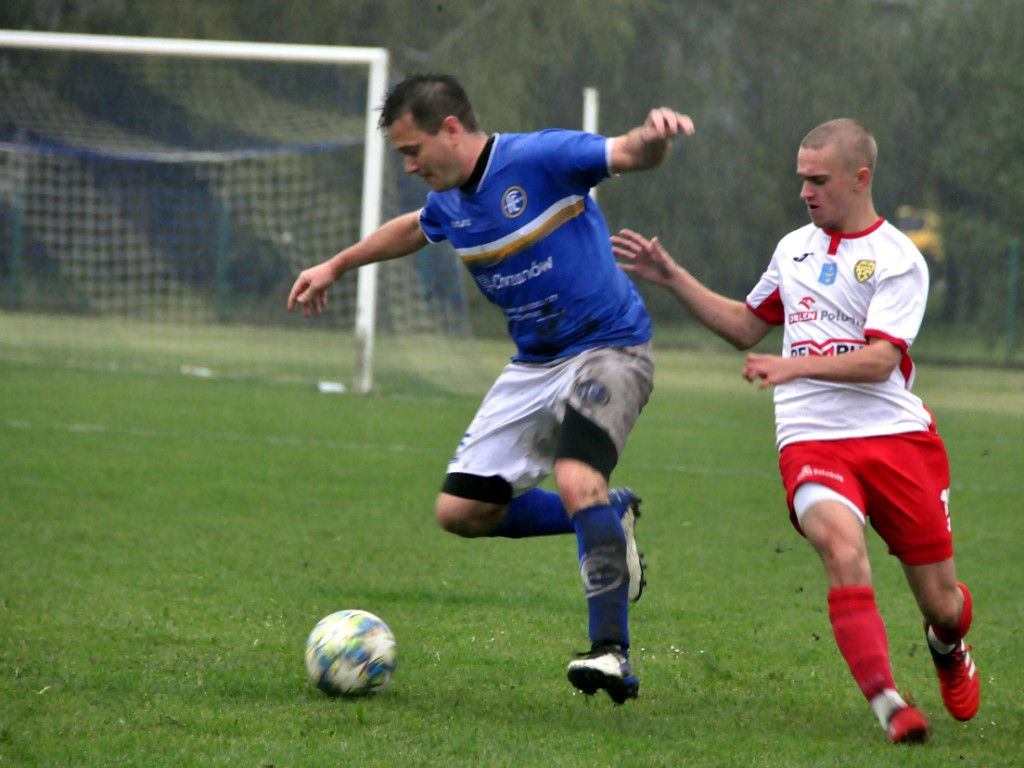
[779,430,953,566]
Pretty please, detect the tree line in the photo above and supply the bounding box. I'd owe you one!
[2,0,1021,339]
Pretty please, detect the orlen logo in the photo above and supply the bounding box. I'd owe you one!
[502,186,527,218]
[788,296,817,324]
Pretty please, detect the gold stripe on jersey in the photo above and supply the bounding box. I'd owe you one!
[456,195,587,265]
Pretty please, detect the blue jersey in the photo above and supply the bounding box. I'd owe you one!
[419,129,652,363]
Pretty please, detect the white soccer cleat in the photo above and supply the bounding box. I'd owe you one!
[567,643,639,704]
[609,487,646,603]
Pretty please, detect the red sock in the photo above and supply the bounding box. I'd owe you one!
[828,586,895,701]
[930,581,973,645]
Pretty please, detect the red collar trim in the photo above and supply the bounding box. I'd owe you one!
[823,217,884,255]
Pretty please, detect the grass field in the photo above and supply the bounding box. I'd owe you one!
[1,340,1022,767]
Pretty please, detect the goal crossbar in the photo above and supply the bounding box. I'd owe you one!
[0,29,389,393]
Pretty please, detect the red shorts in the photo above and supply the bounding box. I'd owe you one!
[778,431,953,566]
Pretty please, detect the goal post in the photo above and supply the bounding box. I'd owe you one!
[0,30,388,392]
[582,86,599,202]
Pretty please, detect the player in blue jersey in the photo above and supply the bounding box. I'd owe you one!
[288,73,694,703]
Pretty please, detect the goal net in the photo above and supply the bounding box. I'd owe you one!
[0,31,492,395]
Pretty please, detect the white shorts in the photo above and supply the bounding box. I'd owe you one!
[447,343,654,496]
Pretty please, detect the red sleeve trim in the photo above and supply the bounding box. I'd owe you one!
[864,328,908,353]
[865,328,914,387]
[748,288,784,325]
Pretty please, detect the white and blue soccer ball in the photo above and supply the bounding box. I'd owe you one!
[305,609,397,696]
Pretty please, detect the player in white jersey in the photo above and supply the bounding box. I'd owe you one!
[747,218,935,448]
[288,74,695,703]
[613,118,978,742]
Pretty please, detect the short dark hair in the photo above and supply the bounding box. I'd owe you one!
[377,73,480,134]
[801,118,877,176]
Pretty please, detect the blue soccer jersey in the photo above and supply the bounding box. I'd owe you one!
[419,129,652,363]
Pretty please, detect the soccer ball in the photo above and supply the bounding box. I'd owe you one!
[304,609,397,696]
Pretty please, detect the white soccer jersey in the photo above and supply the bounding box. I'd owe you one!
[745,218,935,448]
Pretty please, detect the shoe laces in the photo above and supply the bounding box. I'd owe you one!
[577,641,625,658]
[948,644,973,670]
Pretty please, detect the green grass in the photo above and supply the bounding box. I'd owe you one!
[1,347,1022,767]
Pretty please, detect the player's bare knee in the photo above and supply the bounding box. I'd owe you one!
[434,495,502,538]
[920,592,963,629]
[435,499,472,536]
[434,504,462,535]
[818,541,871,584]
[554,459,609,515]
[556,484,604,516]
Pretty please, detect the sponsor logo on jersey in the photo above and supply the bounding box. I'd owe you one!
[794,252,814,262]
[789,303,863,326]
[501,186,527,218]
[790,338,867,356]
[790,296,818,322]
[820,308,862,324]
[475,255,554,293]
[854,259,876,282]
[818,262,837,285]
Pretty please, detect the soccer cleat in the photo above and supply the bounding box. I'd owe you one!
[609,487,647,603]
[926,625,980,721]
[567,643,639,704]
[887,705,930,744]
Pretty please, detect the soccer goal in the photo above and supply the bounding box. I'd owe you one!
[0,30,488,394]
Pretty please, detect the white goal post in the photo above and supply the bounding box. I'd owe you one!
[0,30,388,393]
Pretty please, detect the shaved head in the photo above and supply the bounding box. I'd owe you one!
[801,118,877,178]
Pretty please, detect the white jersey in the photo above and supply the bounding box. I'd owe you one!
[746,218,934,449]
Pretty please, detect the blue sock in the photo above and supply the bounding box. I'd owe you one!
[608,488,633,518]
[572,503,629,649]
[491,488,573,538]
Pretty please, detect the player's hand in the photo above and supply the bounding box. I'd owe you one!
[640,108,695,143]
[287,262,336,317]
[742,352,793,389]
[612,109,694,172]
[612,228,680,287]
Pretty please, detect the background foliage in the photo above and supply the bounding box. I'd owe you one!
[1,0,1021,348]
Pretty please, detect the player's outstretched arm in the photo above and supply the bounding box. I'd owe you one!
[743,337,903,389]
[613,228,771,350]
[610,108,695,174]
[288,211,428,317]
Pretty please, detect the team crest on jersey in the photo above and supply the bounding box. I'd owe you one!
[501,186,527,218]
[854,260,876,282]
[818,263,837,286]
